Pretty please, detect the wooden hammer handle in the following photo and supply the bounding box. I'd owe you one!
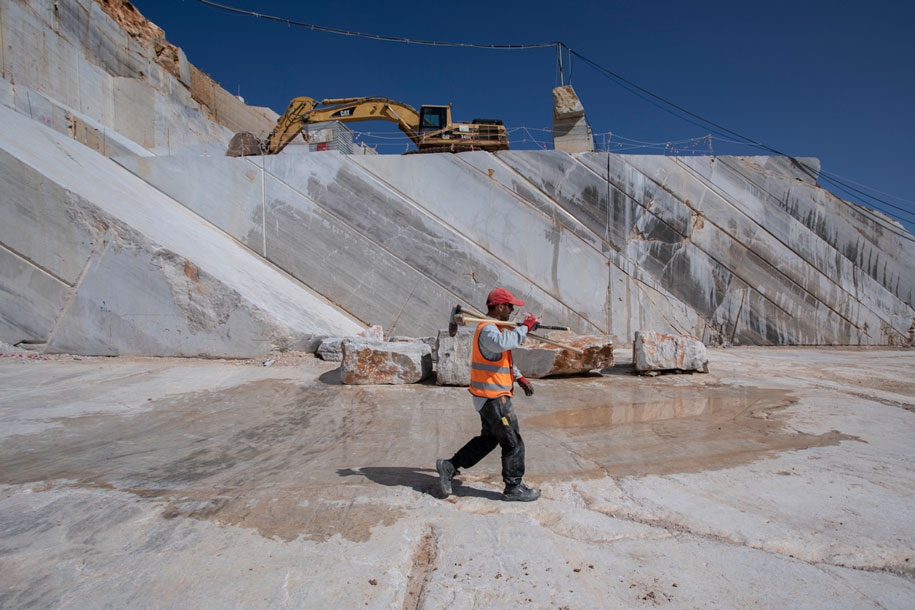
[456,314,585,355]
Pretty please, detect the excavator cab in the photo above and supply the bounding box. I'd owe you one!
[419,106,451,133]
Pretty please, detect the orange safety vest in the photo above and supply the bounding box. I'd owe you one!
[469,322,515,399]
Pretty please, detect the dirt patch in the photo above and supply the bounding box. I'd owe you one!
[401,525,439,610]
[159,491,403,543]
[0,380,397,542]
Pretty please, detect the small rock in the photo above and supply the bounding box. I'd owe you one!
[316,338,346,361]
[369,579,378,586]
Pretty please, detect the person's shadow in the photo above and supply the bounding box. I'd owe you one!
[337,466,503,501]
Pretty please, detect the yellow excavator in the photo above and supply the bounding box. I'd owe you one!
[227,96,510,156]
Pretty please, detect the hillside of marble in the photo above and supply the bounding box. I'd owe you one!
[1,0,913,358]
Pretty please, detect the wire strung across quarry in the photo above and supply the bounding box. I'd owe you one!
[195,0,557,49]
[194,0,915,234]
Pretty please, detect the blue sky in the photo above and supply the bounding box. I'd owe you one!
[133,0,915,236]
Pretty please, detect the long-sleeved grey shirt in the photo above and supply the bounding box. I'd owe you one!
[471,323,528,411]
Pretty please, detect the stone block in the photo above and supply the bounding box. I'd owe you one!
[552,86,592,152]
[552,85,585,119]
[633,331,708,373]
[388,335,438,360]
[317,337,378,362]
[435,327,474,386]
[340,340,432,385]
[514,333,614,378]
[316,327,384,361]
[316,338,343,361]
[552,116,594,153]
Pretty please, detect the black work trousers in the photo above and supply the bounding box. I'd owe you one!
[450,395,525,487]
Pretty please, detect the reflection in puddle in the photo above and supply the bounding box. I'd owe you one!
[522,382,859,479]
[526,386,773,430]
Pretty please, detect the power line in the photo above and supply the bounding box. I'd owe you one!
[194,0,557,49]
[816,169,915,207]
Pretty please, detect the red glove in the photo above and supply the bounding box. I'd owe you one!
[517,376,534,396]
[521,312,541,332]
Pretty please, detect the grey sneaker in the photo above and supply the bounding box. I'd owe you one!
[502,482,541,502]
[436,459,456,497]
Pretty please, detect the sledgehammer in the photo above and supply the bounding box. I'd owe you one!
[449,305,584,355]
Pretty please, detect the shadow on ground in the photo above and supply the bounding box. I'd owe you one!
[337,466,503,501]
[318,368,341,385]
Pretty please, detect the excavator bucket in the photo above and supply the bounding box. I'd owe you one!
[226,131,265,157]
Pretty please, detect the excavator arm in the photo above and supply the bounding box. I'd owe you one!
[228,97,424,156]
[227,95,509,156]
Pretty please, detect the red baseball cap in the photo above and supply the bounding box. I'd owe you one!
[486,288,525,307]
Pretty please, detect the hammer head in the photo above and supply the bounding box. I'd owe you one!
[448,304,463,337]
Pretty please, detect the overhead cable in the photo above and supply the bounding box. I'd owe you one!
[194,0,557,49]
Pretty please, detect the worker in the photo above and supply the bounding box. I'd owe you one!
[436,288,542,502]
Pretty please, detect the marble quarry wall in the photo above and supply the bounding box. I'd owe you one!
[0,102,361,356]
[117,149,914,347]
[1,0,912,356]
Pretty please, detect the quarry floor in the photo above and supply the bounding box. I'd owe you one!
[0,347,913,609]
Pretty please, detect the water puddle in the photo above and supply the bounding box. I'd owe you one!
[526,385,781,430]
[523,382,859,478]
[0,378,859,540]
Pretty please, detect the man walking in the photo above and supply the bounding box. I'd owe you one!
[436,288,541,502]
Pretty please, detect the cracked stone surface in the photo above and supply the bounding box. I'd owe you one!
[0,347,913,608]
